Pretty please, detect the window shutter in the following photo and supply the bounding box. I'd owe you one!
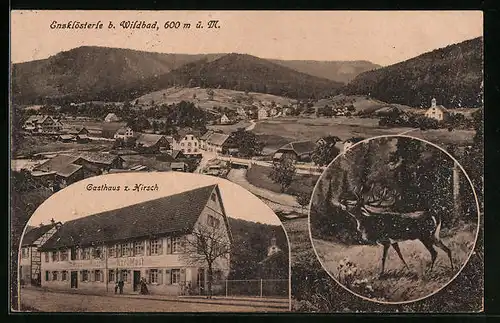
[165,269,171,285]
[145,269,150,283]
[180,268,186,283]
[166,238,172,254]
[158,269,163,284]
[91,270,95,282]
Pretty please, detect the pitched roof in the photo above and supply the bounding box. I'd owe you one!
[39,185,220,250]
[136,133,166,148]
[75,152,121,165]
[58,135,74,140]
[104,113,119,120]
[200,130,215,141]
[207,133,230,146]
[170,150,184,159]
[165,136,176,145]
[22,223,57,246]
[428,105,448,113]
[278,141,316,155]
[33,154,81,174]
[25,115,49,124]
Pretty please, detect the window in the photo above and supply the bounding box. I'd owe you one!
[93,247,103,259]
[207,215,220,228]
[82,270,89,282]
[149,269,159,284]
[61,271,68,281]
[109,270,115,283]
[194,142,197,147]
[70,247,77,260]
[120,243,131,257]
[22,248,29,259]
[52,271,58,281]
[121,270,128,283]
[95,270,102,282]
[52,251,60,262]
[109,245,116,258]
[172,237,183,253]
[171,269,181,284]
[150,239,161,255]
[210,193,216,202]
[188,142,192,147]
[181,143,185,147]
[60,250,68,261]
[187,148,191,153]
[45,271,49,281]
[133,241,144,256]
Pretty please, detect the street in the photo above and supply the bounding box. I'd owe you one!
[19,288,289,312]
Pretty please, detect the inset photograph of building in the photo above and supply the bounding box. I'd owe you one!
[308,135,481,304]
[18,172,290,312]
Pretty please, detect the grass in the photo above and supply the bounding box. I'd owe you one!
[208,121,252,133]
[251,117,475,152]
[246,164,319,196]
[15,136,113,157]
[311,223,478,303]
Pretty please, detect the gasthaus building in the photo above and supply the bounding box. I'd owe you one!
[38,184,233,296]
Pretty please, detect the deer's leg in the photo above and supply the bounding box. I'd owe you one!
[420,239,438,272]
[434,240,454,271]
[391,243,410,271]
[380,243,390,277]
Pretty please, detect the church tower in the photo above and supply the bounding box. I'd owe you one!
[431,98,437,108]
[267,237,281,256]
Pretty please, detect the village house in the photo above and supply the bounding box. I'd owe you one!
[57,134,75,143]
[168,150,186,160]
[199,130,215,150]
[171,162,187,172]
[269,107,278,117]
[114,127,134,140]
[165,136,179,151]
[23,115,63,133]
[343,137,365,153]
[104,113,120,123]
[257,108,269,120]
[64,126,90,136]
[220,114,231,124]
[236,107,246,117]
[258,237,288,283]
[135,134,170,154]
[273,140,317,163]
[178,133,201,156]
[20,220,62,287]
[38,185,233,296]
[76,134,91,144]
[424,98,449,121]
[281,107,291,117]
[205,133,234,154]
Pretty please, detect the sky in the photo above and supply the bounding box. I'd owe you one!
[26,172,283,228]
[10,10,483,66]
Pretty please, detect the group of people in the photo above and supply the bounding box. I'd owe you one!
[114,278,149,295]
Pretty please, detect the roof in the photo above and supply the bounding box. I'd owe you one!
[277,141,316,155]
[56,164,83,177]
[200,130,215,141]
[170,150,184,159]
[33,154,81,173]
[25,115,50,124]
[21,223,57,246]
[165,136,175,145]
[207,133,230,146]
[75,152,122,165]
[77,134,89,139]
[104,113,119,120]
[39,185,220,250]
[136,133,166,148]
[58,135,74,140]
[427,105,448,113]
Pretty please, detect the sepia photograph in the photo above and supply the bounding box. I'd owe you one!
[10,10,483,313]
[308,135,480,304]
[17,172,290,312]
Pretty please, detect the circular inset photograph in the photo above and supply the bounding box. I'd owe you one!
[17,172,290,312]
[308,135,480,304]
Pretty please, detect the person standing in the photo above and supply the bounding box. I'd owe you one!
[118,280,124,294]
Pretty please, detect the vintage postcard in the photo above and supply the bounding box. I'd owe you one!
[10,10,483,313]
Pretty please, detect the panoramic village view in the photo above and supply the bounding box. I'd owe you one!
[10,11,483,313]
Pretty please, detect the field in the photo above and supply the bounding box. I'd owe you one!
[134,86,297,110]
[312,223,477,303]
[15,136,113,157]
[208,120,252,133]
[246,164,319,196]
[251,117,475,152]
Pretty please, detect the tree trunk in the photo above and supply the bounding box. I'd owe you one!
[207,265,213,299]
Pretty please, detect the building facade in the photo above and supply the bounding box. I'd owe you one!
[179,134,201,156]
[23,115,63,133]
[20,221,62,286]
[39,185,232,296]
[114,127,134,140]
[424,98,449,121]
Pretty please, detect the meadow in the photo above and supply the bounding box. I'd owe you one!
[15,136,113,157]
[312,222,478,303]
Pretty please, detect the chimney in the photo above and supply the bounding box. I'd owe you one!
[50,218,55,225]
[55,222,62,230]
[39,222,44,228]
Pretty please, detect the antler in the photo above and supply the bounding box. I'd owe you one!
[366,186,398,207]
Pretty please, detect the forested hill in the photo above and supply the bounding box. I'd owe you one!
[124,53,343,101]
[344,37,483,108]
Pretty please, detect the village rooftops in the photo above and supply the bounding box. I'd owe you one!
[24,115,53,124]
[21,223,59,247]
[75,151,122,165]
[39,184,232,251]
[200,130,215,141]
[169,150,184,159]
[277,140,316,156]
[136,133,166,148]
[33,155,82,176]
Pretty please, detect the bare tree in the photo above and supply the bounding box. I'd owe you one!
[181,223,231,298]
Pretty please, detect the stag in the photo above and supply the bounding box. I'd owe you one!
[338,185,454,276]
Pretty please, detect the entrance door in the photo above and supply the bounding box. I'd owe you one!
[133,271,141,292]
[197,268,205,295]
[71,271,78,289]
